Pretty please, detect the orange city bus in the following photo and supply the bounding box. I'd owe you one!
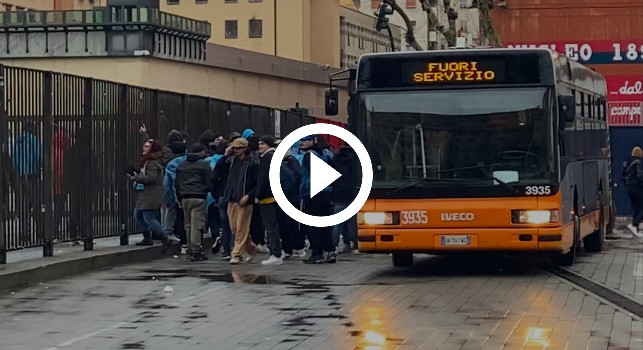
[326,48,611,267]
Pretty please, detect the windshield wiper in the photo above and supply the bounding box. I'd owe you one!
[384,177,468,197]
[479,173,520,194]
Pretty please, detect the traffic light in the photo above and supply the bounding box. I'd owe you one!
[374,3,393,31]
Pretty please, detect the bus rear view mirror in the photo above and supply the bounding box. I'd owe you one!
[325,88,339,116]
[558,95,575,123]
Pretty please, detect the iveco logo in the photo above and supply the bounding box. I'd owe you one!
[441,213,475,221]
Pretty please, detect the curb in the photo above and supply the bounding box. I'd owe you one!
[0,243,184,293]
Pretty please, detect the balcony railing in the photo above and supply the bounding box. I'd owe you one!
[0,7,211,39]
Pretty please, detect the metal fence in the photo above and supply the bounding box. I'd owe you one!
[0,65,318,263]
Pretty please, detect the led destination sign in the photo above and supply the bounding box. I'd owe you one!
[357,51,554,90]
[412,61,496,83]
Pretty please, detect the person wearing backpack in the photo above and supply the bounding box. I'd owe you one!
[623,146,643,236]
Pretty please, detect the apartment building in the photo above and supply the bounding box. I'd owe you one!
[361,0,479,50]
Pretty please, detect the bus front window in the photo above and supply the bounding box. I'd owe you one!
[363,88,555,188]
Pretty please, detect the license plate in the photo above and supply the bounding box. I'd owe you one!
[440,235,471,246]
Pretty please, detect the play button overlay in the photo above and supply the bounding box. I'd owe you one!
[309,154,341,198]
[269,123,373,228]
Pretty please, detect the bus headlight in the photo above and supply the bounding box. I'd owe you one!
[512,210,559,224]
[359,212,394,225]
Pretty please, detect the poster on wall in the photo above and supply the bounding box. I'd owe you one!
[606,76,642,127]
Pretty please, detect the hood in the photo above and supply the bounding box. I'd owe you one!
[242,128,255,139]
[168,140,187,155]
[187,152,206,162]
[199,130,216,145]
[167,129,183,143]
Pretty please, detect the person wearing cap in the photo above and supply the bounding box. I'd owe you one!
[255,135,285,265]
[224,137,259,264]
[299,135,337,264]
[623,146,643,235]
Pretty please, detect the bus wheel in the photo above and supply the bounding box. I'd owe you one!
[584,205,605,252]
[392,253,413,267]
[553,215,580,266]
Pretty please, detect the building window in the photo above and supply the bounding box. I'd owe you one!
[406,0,417,8]
[167,0,180,5]
[225,0,237,3]
[249,19,262,38]
[225,20,238,38]
[196,0,207,4]
[249,0,262,2]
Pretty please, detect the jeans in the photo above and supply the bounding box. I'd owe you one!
[260,202,282,258]
[628,186,643,226]
[331,202,357,248]
[207,202,221,238]
[218,196,232,254]
[302,192,334,257]
[162,204,176,236]
[134,208,164,240]
[182,198,207,253]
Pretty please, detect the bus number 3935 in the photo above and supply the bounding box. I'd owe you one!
[525,185,551,195]
[401,211,429,225]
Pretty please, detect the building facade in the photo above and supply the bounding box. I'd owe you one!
[159,0,341,68]
[340,5,402,69]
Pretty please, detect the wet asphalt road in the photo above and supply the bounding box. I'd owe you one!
[0,251,641,350]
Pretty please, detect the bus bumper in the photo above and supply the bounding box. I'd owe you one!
[358,227,565,253]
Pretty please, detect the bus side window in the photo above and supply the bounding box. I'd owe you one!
[589,95,594,119]
[579,91,585,117]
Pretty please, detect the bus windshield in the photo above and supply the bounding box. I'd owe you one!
[362,87,556,190]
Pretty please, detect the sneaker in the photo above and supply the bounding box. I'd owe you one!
[180,245,188,255]
[229,257,241,264]
[338,244,353,254]
[627,224,638,235]
[293,249,306,258]
[167,234,180,243]
[211,236,222,254]
[303,255,325,264]
[135,239,154,246]
[257,244,270,253]
[221,252,231,260]
[326,252,337,263]
[191,252,208,261]
[262,255,284,266]
[283,253,293,260]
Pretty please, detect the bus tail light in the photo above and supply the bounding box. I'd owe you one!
[359,212,397,225]
[512,210,559,224]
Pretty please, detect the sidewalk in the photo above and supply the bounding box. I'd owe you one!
[0,234,181,293]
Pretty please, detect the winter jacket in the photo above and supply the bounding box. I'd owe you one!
[281,154,302,204]
[300,146,333,199]
[224,153,258,204]
[133,154,164,210]
[255,148,276,203]
[623,157,643,188]
[175,153,213,200]
[332,145,359,204]
[163,155,187,205]
[205,154,224,206]
[11,131,42,176]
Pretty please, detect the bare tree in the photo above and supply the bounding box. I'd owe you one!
[476,0,502,47]
[381,0,423,50]
[421,0,458,47]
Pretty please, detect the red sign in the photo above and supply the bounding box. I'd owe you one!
[607,76,643,102]
[608,101,642,126]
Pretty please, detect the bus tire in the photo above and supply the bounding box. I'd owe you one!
[392,253,413,267]
[553,215,579,266]
[584,205,605,252]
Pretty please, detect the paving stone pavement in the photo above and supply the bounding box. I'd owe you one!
[568,231,643,303]
[0,250,641,350]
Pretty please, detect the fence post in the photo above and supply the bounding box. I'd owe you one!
[83,78,94,251]
[118,84,129,246]
[0,65,6,264]
[42,71,54,257]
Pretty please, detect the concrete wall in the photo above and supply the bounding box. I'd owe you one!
[0,0,53,10]
[0,47,349,122]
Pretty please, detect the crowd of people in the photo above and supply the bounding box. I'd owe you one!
[129,125,359,265]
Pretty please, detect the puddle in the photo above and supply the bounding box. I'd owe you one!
[105,270,272,284]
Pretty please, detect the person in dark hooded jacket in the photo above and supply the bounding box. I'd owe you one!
[162,130,187,166]
[175,143,214,261]
[623,146,643,235]
[331,144,359,252]
[199,130,217,156]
